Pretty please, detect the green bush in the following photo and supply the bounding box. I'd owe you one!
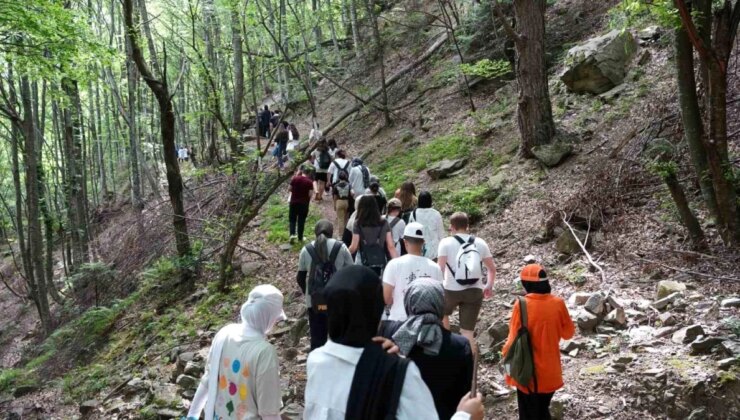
[0,368,21,393]
[374,134,476,192]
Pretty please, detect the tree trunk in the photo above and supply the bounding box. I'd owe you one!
[349,0,363,60]
[125,25,144,211]
[231,7,244,156]
[326,0,344,66]
[365,0,391,125]
[21,76,53,335]
[663,172,706,249]
[674,26,718,219]
[510,0,555,157]
[123,0,193,284]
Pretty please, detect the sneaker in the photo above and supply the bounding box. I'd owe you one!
[289,235,297,244]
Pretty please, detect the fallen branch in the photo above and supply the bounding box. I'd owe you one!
[322,32,449,135]
[561,212,606,283]
[236,243,267,260]
[630,254,740,282]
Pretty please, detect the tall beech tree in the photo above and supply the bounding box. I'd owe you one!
[123,0,192,283]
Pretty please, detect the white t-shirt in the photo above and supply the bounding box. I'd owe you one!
[408,208,445,260]
[178,148,188,159]
[348,166,368,198]
[382,255,443,321]
[437,234,493,291]
[328,158,351,184]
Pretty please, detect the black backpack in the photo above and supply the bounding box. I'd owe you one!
[359,226,388,269]
[318,150,332,170]
[361,166,370,189]
[338,160,351,179]
[305,241,342,313]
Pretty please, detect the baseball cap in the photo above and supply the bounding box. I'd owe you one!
[520,264,548,282]
[403,222,425,239]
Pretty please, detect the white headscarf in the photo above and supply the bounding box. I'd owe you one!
[188,284,287,420]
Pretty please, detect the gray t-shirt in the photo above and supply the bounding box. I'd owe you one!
[298,238,354,305]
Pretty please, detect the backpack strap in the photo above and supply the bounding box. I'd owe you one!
[389,217,401,229]
[305,244,321,282]
[467,235,476,245]
[386,357,409,420]
[328,241,342,264]
[518,297,538,393]
[412,209,417,221]
[453,235,465,245]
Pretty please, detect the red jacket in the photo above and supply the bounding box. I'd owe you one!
[502,293,575,394]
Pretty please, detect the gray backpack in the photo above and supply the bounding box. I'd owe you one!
[503,297,537,392]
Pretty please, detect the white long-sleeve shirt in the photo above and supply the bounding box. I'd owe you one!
[409,208,446,260]
[348,166,369,197]
[304,339,471,420]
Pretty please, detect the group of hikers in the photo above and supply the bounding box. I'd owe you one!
[258,105,305,170]
[186,136,576,419]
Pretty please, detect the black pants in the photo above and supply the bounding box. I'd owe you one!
[308,308,328,350]
[289,202,310,240]
[516,390,554,420]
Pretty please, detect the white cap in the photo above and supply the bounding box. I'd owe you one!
[403,222,425,239]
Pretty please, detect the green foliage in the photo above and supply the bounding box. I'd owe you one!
[374,134,476,192]
[460,59,511,80]
[62,363,110,402]
[609,0,679,29]
[434,183,517,224]
[0,368,22,393]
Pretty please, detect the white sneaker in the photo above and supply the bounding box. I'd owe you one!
[289,235,297,244]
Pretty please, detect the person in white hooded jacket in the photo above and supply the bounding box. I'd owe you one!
[187,285,286,420]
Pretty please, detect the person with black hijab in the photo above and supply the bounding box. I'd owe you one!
[304,265,484,420]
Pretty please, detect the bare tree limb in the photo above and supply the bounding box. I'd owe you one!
[561,212,606,283]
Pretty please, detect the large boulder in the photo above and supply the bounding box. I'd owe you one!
[531,143,573,167]
[427,158,468,180]
[561,30,637,94]
[555,229,591,255]
[656,280,687,300]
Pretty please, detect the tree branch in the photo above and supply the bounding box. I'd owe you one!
[674,0,724,73]
[491,0,521,45]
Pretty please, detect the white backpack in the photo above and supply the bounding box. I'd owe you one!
[448,235,483,286]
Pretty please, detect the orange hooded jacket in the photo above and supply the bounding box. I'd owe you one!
[502,293,575,394]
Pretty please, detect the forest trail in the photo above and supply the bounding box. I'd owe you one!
[2,0,740,419]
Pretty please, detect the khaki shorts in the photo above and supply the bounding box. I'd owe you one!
[444,288,483,331]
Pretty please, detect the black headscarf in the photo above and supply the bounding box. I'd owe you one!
[324,266,408,420]
[522,280,552,294]
[325,265,384,347]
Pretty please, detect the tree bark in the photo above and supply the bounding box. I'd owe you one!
[365,0,391,126]
[495,0,555,157]
[21,76,53,335]
[231,6,244,155]
[674,25,718,219]
[349,0,363,60]
[664,172,706,249]
[123,0,193,283]
[124,22,144,211]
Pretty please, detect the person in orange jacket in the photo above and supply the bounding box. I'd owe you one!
[502,264,575,420]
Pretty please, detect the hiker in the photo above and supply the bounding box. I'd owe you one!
[437,212,497,353]
[349,158,371,201]
[348,195,398,275]
[288,166,314,243]
[309,123,322,143]
[303,265,485,420]
[328,149,351,186]
[327,138,338,159]
[189,145,198,167]
[365,175,387,199]
[274,122,290,169]
[297,220,354,350]
[187,285,286,420]
[270,109,281,132]
[367,181,388,215]
[287,123,300,154]
[342,196,364,248]
[311,140,331,201]
[392,278,474,420]
[385,198,407,256]
[332,171,353,235]
[177,146,187,162]
[409,191,445,261]
[381,222,443,335]
[503,264,575,420]
[395,181,417,223]
[259,105,271,138]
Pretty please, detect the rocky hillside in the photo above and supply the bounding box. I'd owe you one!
[1,0,739,419]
